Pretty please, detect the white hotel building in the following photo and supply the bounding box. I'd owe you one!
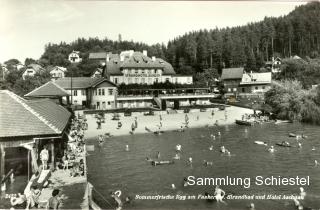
[25,50,217,110]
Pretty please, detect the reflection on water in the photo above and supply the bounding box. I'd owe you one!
[87,123,320,210]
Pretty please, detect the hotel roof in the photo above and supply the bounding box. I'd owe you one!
[0,90,71,138]
[25,81,70,98]
[104,52,176,76]
[221,67,244,80]
[54,77,104,89]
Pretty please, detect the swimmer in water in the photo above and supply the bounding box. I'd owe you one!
[209,145,213,151]
[298,142,302,148]
[157,151,160,159]
[210,135,216,140]
[226,150,231,156]
[312,146,316,151]
[188,157,193,165]
[214,185,226,204]
[171,184,176,190]
[293,198,303,210]
[268,146,275,153]
[176,144,182,152]
[220,146,226,153]
[203,160,213,166]
[173,153,180,160]
[183,178,188,187]
[125,145,129,151]
[249,203,255,210]
[111,191,123,210]
[315,160,318,166]
[300,187,306,199]
[218,131,221,136]
[245,128,248,133]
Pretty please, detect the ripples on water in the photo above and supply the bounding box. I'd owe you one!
[87,123,320,210]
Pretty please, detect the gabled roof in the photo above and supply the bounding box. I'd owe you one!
[91,78,117,88]
[54,77,103,89]
[0,90,71,138]
[221,67,244,80]
[50,66,67,72]
[89,52,107,60]
[25,81,70,97]
[240,72,272,85]
[121,52,164,69]
[26,64,44,72]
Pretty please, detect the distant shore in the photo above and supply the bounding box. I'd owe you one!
[82,106,254,139]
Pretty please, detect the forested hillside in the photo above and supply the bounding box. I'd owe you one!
[38,2,320,77]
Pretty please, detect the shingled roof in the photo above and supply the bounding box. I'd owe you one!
[0,90,71,138]
[89,52,107,60]
[104,52,176,76]
[54,77,104,89]
[25,81,70,97]
[221,67,244,80]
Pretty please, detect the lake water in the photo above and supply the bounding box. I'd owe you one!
[87,123,320,210]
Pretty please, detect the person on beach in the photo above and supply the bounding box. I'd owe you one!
[134,117,138,129]
[40,146,49,170]
[62,154,69,170]
[214,120,219,126]
[214,185,226,204]
[98,135,104,145]
[131,123,135,132]
[10,193,26,207]
[196,115,199,121]
[117,121,122,129]
[211,110,215,118]
[159,114,162,121]
[97,120,101,129]
[46,189,61,210]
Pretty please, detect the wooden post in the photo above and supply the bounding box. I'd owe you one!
[0,144,5,190]
[51,140,55,169]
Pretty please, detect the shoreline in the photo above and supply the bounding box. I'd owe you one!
[83,106,254,139]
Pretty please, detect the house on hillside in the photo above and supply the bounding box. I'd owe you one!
[221,67,244,95]
[68,51,82,63]
[91,68,103,78]
[50,66,67,80]
[22,64,44,80]
[265,57,282,73]
[239,72,272,97]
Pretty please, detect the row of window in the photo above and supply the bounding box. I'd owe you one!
[94,88,114,96]
[73,89,114,96]
[227,86,266,92]
[123,69,162,74]
[73,90,86,96]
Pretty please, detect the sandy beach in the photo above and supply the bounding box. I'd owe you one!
[82,106,254,139]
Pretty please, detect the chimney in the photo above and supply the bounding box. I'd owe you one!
[143,50,147,56]
[106,54,110,62]
[120,55,124,62]
[152,56,156,61]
